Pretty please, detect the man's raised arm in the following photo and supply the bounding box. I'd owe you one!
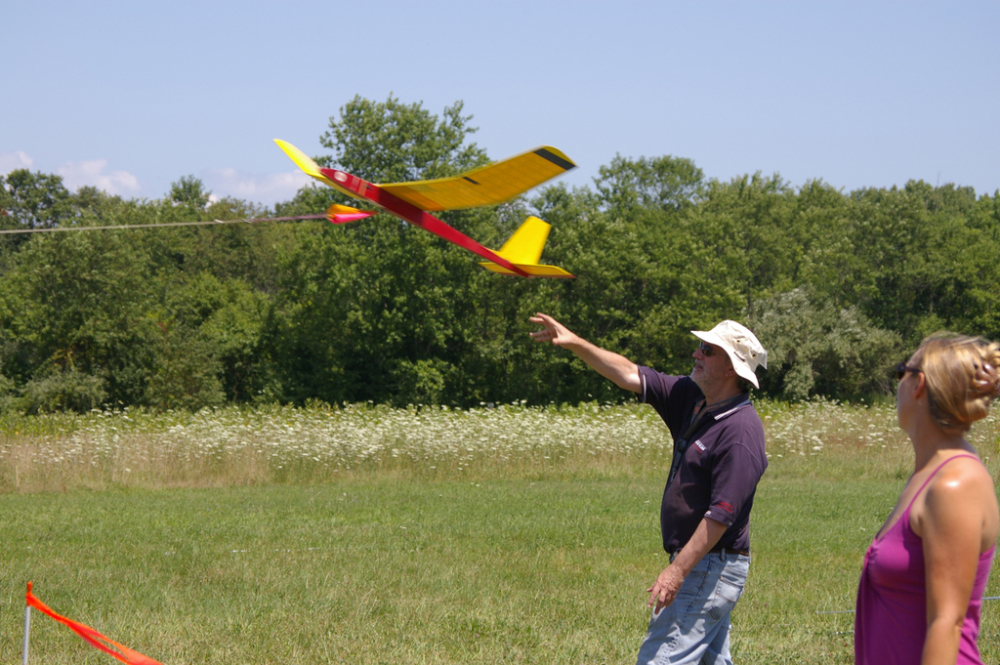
[529,312,641,393]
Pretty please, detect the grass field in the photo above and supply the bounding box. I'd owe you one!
[1,400,998,664]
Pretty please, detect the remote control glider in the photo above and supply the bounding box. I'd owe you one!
[275,139,576,278]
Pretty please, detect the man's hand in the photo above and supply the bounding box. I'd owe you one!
[647,564,686,612]
[529,312,642,392]
[529,312,580,347]
[645,519,728,612]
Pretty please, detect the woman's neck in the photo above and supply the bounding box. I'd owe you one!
[908,409,973,470]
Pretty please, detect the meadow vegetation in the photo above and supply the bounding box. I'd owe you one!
[0,397,958,493]
[2,400,998,664]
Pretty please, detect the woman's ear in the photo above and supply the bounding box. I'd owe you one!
[912,371,927,399]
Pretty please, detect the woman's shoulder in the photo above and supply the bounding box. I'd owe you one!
[914,453,999,542]
[922,454,995,505]
[930,453,994,488]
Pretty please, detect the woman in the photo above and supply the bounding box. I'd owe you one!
[856,334,1000,665]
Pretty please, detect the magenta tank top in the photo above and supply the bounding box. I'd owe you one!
[855,454,996,665]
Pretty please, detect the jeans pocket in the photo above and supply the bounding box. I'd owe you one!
[707,575,744,621]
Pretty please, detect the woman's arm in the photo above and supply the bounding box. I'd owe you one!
[913,460,993,665]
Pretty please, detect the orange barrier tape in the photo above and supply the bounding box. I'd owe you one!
[25,582,163,665]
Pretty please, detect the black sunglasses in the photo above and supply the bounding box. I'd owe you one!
[698,342,717,357]
[894,361,921,381]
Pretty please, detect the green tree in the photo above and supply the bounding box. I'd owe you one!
[0,170,76,269]
[0,226,158,406]
[263,205,495,406]
[7,98,999,411]
[162,272,269,404]
[595,154,704,214]
[0,189,280,411]
[685,173,800,317]
[318,94,489,182]
[146,324,225,411]
[265,95,513,406]
[169,175,211,208]
[839,181,1000,346]
[0,169,72,229]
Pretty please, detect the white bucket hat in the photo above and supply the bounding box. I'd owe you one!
[692,320,768,389]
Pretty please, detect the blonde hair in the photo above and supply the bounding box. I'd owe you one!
[911,333,1000,432]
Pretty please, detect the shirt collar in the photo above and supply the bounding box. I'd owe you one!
[699,392,751,420]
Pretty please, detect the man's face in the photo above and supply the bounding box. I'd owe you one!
[691,341,735,395]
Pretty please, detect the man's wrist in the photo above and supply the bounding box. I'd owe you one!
[667,551,698,579]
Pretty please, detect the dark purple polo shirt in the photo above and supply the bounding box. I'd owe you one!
[639,366,767,554]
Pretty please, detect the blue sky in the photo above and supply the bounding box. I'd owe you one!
[4,1,998,207]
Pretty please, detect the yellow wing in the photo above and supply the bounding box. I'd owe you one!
[276,139,575,212]
[274,139,362,200]
[380,147,575,211]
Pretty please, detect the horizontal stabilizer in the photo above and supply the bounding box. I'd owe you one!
[478,216,574,278]
[479,262,575,278]
[326,204,375,224]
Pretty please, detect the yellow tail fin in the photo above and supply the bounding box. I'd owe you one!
[479,216,574,278]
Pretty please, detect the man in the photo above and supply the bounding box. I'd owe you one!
[529,313,768,665]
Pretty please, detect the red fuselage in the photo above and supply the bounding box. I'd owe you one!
[318,167,529,277]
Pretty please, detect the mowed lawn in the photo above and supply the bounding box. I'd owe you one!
[2,472,998,664]
[1,403,998,663]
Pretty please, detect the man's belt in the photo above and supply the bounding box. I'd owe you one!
[666,546,750,559]
[708,545,749,556]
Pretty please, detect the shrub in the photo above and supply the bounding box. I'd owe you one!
[750,288,902,400]
[20,368,108,414]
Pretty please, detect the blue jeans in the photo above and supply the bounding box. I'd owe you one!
[635,550,750,665]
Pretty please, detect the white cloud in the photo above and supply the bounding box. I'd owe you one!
[57,159,141,197]
[201,167,312,206]
[0,151,34,175]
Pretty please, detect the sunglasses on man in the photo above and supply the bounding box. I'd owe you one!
[698,342,717,357]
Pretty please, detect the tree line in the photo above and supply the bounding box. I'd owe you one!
[2,95,998,413]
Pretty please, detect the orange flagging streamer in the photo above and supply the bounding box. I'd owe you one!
[25,582,164,665]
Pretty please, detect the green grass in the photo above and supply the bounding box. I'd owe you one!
[2,480,658,664]
[1,401,998,664]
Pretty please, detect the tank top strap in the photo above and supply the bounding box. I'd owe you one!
[904,454,981,515]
